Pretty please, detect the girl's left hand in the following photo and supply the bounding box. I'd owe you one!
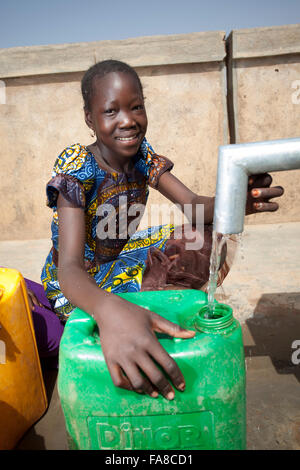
[246,173,284,215]
[27,288,43,311]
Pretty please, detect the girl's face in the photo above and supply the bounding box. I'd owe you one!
[85,71,148,163]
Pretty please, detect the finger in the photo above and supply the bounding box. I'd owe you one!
[248,173,272,189]
[151,312,195,339]
[148,341,186,394]
[251,186,284,200]
[106,362,133,392]
[137,351,176,400]
[253,201,279,212]
[121,360,158,398]
[27,292,34,311]
[27,289,43,307]
[36,297,43,307]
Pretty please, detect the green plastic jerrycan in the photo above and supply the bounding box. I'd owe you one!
[57,290,246,450]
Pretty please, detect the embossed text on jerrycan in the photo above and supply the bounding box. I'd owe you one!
[57,290,246,450]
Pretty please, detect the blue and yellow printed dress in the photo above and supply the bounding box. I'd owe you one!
[41,138,175,321]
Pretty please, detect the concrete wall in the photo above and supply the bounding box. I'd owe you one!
[0,25,300,241]
[227,24,300,225]
[0,31,228,240]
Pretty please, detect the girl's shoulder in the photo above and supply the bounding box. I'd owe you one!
[47,144,99,210]
[53,143,95,177]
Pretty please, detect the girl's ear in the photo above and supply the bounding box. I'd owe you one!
[84,108,94,131]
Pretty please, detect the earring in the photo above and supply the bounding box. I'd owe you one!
[90,129,95,138]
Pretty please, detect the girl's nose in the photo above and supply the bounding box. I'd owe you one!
[118,111,136,128]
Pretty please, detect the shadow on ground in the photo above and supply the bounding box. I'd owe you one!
[244,292,300,450]
[244,292,300,382]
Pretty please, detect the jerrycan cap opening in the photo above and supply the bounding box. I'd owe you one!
[194,303,233,332]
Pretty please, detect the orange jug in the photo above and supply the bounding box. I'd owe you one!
[0,268,48,449]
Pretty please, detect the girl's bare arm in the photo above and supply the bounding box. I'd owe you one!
[157,170,214,224]
[56,192,195,399]
[157,170,284,221]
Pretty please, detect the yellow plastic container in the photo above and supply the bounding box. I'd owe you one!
[0,268,48,450]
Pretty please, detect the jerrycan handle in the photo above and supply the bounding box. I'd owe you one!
[71,309,99,340]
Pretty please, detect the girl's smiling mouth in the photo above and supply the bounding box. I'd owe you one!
[115,133,140,142]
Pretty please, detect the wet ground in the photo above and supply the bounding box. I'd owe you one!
[1,222,300,450]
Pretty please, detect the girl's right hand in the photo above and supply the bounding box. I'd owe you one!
[95,297,195,400]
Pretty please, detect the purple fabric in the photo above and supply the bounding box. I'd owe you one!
[24,278,64,367]
[46,173,86,209]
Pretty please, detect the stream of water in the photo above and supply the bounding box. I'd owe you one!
[206,231,230,318]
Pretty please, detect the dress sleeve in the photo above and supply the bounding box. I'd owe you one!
[134,138,174,189]
[46,144,93,210]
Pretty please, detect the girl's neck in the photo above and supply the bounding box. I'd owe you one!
[90,141,134,174]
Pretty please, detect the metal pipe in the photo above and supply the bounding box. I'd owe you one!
[213,137,300,235]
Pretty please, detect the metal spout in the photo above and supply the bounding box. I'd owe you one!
[213,137,300,235]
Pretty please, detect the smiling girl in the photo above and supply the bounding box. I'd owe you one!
[40,60,283,398]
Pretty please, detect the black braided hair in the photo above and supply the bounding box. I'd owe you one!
[81,59,143,111]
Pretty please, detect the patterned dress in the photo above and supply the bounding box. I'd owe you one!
[41,138,175,321]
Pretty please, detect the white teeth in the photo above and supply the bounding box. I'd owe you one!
[117,136,137,141]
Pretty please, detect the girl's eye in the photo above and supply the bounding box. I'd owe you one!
[104,109,115,115]
[133,104,144,111]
